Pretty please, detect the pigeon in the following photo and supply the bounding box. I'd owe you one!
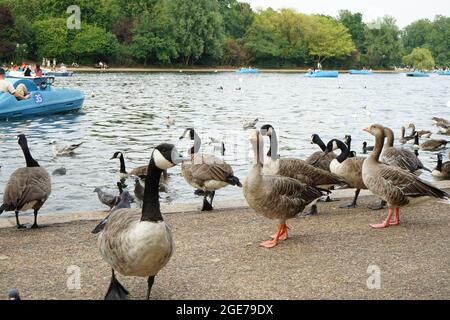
[93,184,122,210]
[92,190,133,234]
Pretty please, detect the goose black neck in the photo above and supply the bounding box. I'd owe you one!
[190,133,202,156]
[437,156,443,171]
[345,136,352,151]
[267,130,278,160]
[20,142,40,167]
[335,140,351,163]
[141,158,163,222]
[314,135,327,152]
[119,154,127,174]
[414,134,419,146]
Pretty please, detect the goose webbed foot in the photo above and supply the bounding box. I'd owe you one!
[339,203,357,209]
[30,223,39,229]
[105,270,129,300]
[194,189,205,196]
[17,224,27,229]
[368,200,387,211]
[201,198,214,211]
[146,276,155,300]
[270,225,289,241]
[305,204,318,216]
[370,208,397,229]
[261,224,287,248]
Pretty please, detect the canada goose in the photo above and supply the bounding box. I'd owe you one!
[413,133,448,151]
[324,139,367,208]
[260,125,345,215]
[94,183,123,211]
[344,135,357,157]
[407,123,432,138]
[110,152,148,180]
[243,118,259,129]
[399,127,415,144]
[92,190,133,234]
[362,124,449,229]
[179,129,242,211]
[51,141,83,157]
[96,143,187,300]
[432,117,449,134]
[243,130,328,248]
[362,142,374,154]
[432,153,450,179]
[382,127,430,173]
[8,289,21,300]
[305,134,336,171]
[0,135,51,229]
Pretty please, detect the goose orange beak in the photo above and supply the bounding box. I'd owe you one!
[363,127,371,133]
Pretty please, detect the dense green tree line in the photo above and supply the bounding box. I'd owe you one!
[0,0,448,68]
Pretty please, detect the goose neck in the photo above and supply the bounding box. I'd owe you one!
[267,130,279,161]
[20,141,40,167]
[119,153,127,174]
[370,132,385,162]
[315,136,327,152]
[336,140,350,163]
[141,158,163,222]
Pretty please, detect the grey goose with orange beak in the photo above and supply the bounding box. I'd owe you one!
[179,128,242,212]
[96,143,188,300]
[260,124,345,215]
[0,135,51,229]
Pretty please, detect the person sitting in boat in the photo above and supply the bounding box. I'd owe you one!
[24,66,32,77]
[0,68,31,100]
[35,64,43,77]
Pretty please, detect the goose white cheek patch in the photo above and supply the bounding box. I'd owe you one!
[154,150,175,170]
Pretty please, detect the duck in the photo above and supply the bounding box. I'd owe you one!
[413,132,448,151]
[243,130,328,248]
[0,135,51,229]
[362,142,374,154]
[179,128,242,211]
[362,124,449,229]
[432,153,450,179]
[305,134,336,171]
[243,118,259,129]
[407,123,432,138]
[51,141,83,157]
[399,127,415,144]
[96,143,187,300]
[260,125,345,215]
[324,139,367,208]
[93,183,123,211]
[382,127,430,173]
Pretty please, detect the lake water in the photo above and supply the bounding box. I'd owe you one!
[0,72,449,216]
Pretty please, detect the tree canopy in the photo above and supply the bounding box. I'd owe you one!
[403,47,435,70]
[0,0,448,69]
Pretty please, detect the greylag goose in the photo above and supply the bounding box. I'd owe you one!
[432,117,449,134]
[324,139,367,208]
[362,124,449,229]
[260,125,345,215]
[243,118,259,129]
[96,143,187,300]
[432,153,450,179]
[179,128,242,211]
[399,127,415,144]
[407,123,432,138]
[0,135,51,229]
[244,130,328,248]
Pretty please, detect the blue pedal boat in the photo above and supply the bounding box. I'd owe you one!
[236,68,260,74]
[349,69,373,75]
[305,70,339,78]
[406,71,429,77]
[43,70,74,77]
[437,70,450,76]
[0,78,84,120]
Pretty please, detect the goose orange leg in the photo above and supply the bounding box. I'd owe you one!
[261,224,288,248]
[271,225,289,241]
[370,208,393,229]
[390,208,400,226]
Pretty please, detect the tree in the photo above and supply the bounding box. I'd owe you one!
[427,15,450,66]
[168,0,224,65]
[222,37,249,66]
[218,0,254,39]
[303,15,355,63]
[0,3,16,60]
[402,19,433,53]
[131,3,178,65]
[338,10,367,53]
[71,24,119,63]
[363,16,404,68]
[32,18,69,61]
[403,47,435,70]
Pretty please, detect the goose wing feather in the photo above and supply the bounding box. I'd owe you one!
[280,158,345,185]
[305,151,336,171]
[382,147,420,172]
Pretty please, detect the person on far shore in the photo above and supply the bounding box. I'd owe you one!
[0,68,31,100]
[35,64,43,77]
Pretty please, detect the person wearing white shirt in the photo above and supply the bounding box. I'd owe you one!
[0,68,31,100]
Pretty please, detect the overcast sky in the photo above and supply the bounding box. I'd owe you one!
[241,0,450,28]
